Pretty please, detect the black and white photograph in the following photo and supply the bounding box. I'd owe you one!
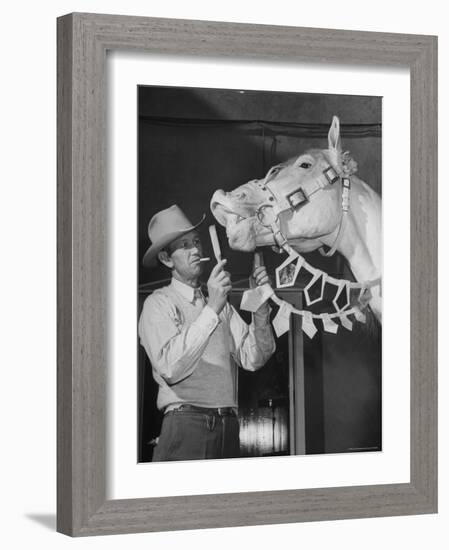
[137,85,382,463]
[1,0,442,544]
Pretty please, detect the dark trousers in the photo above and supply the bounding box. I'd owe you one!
[152,408,240,462]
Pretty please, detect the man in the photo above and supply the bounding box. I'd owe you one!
[138,204,276,461]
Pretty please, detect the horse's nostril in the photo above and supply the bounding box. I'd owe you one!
[230,190,246,199]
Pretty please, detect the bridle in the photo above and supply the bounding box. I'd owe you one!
[235,155,381,333]
[254,157,352,257]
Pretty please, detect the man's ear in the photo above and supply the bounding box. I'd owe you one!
[158,249,173,269]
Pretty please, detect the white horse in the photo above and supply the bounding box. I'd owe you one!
[210,116,382,322]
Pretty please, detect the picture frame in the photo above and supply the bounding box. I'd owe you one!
[57,12,437,536]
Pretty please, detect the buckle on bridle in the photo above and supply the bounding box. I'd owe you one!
[323,165,339,185]
[287,188,309,209]
[256,204,278,227]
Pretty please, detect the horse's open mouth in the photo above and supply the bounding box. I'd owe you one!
[210,201,247,228]
[210,190,258,251]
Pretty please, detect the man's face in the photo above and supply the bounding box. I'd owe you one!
[159,230,204,282]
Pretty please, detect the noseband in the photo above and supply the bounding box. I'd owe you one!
[254,159,351,257]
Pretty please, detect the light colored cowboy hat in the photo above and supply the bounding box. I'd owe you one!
[142,205,206,268]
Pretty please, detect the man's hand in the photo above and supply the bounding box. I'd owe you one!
[207,259,232,315]
[250,266,270,289]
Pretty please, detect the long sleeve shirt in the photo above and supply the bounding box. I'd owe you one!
[138,278,276,410]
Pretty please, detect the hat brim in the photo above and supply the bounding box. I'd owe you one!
[142,214,206,268]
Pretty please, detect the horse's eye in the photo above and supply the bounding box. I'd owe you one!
[299,162,312,169]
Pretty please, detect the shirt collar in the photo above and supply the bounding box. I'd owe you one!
[171,277,201,303]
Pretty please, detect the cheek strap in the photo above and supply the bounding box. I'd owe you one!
[319,177,351,257]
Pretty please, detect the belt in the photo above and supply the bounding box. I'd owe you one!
[167,404,238,417]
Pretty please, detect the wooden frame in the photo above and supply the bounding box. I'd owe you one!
[57,12,437,536]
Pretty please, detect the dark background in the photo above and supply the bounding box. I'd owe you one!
[138,85,382,461]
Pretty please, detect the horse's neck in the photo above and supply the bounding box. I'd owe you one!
[331,177,381,284]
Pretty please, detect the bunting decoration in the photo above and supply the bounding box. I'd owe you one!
[240,247,380,339]
[272,301,293,337]
[304,271,326,306]
[240,283,274,313]
[353,307,367,324]
[301,311,318,339]
[321,313,339,334]
[340,314,353,331]
[275,251,303,288]
[332,280,351,313]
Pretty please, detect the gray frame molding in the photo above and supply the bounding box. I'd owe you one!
[57,12,437,536]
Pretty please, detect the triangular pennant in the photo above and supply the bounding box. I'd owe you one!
[272,301,293,337]
[340,314,353,331]
[301,311,318,339]
[358,286,372,308]
[275,251,303,288]
[332,281,350,312]
[321,313,339,334]
[304,270,326,306]
[240,283,274,313]
[353,307,367,323]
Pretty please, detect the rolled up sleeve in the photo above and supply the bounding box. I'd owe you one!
[227,302,276,371]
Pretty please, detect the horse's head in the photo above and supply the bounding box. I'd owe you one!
[210,116,356,253]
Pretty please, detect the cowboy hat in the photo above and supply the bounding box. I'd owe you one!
[142,205,206,268]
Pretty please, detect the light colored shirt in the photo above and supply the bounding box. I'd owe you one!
[138,278,276,410]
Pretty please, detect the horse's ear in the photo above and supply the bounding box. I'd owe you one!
[328,116,341,151]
